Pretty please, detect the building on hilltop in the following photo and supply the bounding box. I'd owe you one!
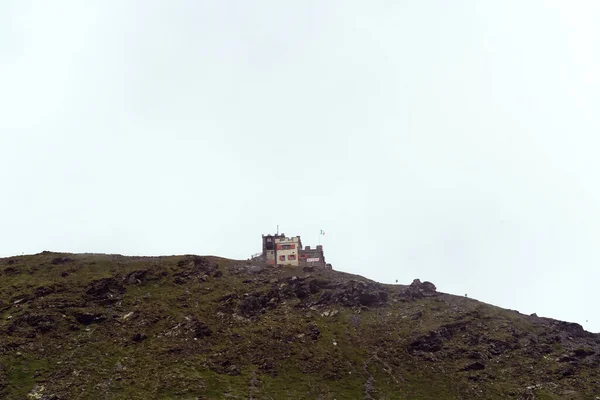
[251,233,330,268]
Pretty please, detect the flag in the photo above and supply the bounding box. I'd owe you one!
[320,230,325,235]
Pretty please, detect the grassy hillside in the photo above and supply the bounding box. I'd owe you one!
[1,252,599,399]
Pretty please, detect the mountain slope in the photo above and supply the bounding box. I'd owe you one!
[0,252,599,399]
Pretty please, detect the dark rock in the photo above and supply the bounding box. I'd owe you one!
[132,333,147,342]
[462,361,485,371]
[358,293,379,306]
[410,331,444,353]
[238,293,268,318]
[378,291,389,302]
[316,291,333,305]
[308,324,320,340]
[558,355,577,363]
[84,278,125,304]
[124,270,149,285]
[552,321,590,338]
[411,311,423,320]
[167,347,184,354]
[573,348,595,358]
[401,279,437,300]
[487,339,514,356]
[294,284,310,299]
[73,312,106,325]
[7,313,56,336]
[316,280,388,308]
[191,320,212,338]
[420,281,436,292]
[308,279,322,294]
[409,322,468,355]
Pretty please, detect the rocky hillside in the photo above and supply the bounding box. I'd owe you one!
[0,252,599,399]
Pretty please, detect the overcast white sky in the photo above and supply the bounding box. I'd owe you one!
[1,1,599,332]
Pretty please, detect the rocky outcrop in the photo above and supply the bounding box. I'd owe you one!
[6,312,57,337]
[173,256,221,284]
[400,279,437,300]
[84,278,125,304]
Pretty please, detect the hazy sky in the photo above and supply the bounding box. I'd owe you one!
[1,1,599,332]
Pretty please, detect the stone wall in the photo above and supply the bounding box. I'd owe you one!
[299,245,326,266]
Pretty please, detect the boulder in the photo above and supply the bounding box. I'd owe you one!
[401,279,437,300]
[84,278,125,304]
[73,312,106,325]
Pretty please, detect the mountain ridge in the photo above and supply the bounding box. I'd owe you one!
[1,252,599,399]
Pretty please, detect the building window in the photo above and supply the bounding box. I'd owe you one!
[280,244,295,250]
[288,255,296,260]
[279,255,286,261]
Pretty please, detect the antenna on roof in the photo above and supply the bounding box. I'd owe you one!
[277,225,279,235]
